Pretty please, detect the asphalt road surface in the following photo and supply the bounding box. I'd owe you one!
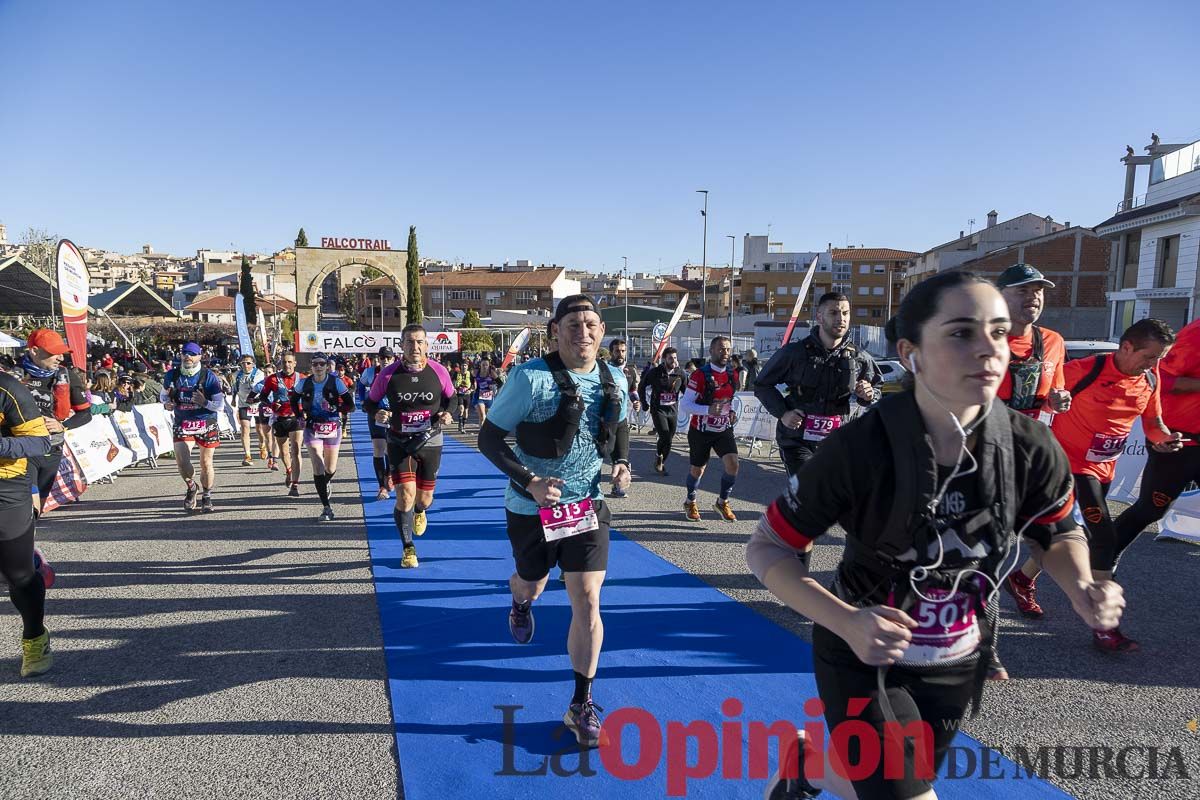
[2,415,1197,800]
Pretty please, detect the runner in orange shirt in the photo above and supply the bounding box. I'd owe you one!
[994,265,1073,630]
[1114,317,1200,561]
[1018,318,1180,652]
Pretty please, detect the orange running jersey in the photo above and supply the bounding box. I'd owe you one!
[1052,355,1162,483]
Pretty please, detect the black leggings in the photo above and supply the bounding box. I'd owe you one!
[1114,447,1200,569]
[1073,474,1119,572]
[0,503,44,639]
[650,408,677,460]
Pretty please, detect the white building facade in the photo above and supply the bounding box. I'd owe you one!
[1095,136,1200,335]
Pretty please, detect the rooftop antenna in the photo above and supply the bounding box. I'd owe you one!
[968,218,976,235]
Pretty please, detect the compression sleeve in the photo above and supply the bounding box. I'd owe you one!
[477,419,536,488]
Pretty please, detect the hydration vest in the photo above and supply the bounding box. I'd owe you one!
[515,353,622,459]
[840,392,1018,715]
[1006,326,1046,412]
[297,376,354,417]
[1068,354,1156,397]
[165,367,216,404]
[786,336,858,413]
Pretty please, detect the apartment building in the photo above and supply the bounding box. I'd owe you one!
[829,247,917,326]
[421,266,580,320]
[1095,133,1200,333]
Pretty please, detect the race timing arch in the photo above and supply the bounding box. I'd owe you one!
[293,239,408,333]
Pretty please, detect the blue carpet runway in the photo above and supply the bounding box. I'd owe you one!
[351,414,1072,799]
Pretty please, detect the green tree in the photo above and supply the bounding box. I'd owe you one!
[405,225,422,325]
[361,265,384,280]
[281,311,298,344]
[295,228,308,248]
[459,309,496,352]
[239,256,257,333]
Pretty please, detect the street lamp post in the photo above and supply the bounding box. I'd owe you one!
[697,189,708,358]
[621,256,629,346]
[726,234,736,343]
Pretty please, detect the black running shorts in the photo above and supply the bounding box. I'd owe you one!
[812,624,976,799]
[687,427,738,467]
[506,500,611,582]
[272,416,302,438]
[389,443,442,492]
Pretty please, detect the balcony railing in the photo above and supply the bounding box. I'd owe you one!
[1116,194,1148,213]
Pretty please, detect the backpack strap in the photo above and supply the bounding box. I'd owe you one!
[543,352,579,398]
[1069,355,1107,397]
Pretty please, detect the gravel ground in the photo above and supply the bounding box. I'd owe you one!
[0,436,399,800]
[452,420,1200,800]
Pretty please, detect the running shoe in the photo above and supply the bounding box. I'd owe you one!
[268,458,279,471]
[413,510,427,536]
[318,505,335,522]
[684,500,701,521]
[509,599,534,644]
[986,651,1009,681]
[400,545,419,569]
[259,445,268,460]
[283,469,292,487]
[288,484,300,498]
[20,630,53,678]
[713,498,737,522]
[184,483,198,512]
[1093,628,1140,653]
[201,495,215,513]
[563,699,606,748]
[764,730,821,799]
[241,455,252,467]
[1004,571,1044,619]
[654,456,665,475]
[375,487,390,502]
[609,486,627,499]
[32,548,55,590]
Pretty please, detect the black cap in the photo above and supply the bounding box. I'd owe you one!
[378,346,396,357]
[996,263,1056,290]
[551,294,598,323]
[311,352,331,363]
[131,361,147,373]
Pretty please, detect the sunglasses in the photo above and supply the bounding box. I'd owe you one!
[311,360,328,367]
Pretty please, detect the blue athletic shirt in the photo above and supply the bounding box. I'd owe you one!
[487,358,628,516]
[162,368,224,425]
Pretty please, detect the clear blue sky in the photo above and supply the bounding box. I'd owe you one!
[2,0,1197,273]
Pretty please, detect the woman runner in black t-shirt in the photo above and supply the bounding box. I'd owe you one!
[747,271,1126,800]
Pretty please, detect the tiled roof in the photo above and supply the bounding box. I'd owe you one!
[185,295,296,313]
[830,248,919,261]
[419,268,565,289]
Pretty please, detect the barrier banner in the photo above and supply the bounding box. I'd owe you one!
[132,403,174,455]
[1159,488,1200,544]
[731,392,777,441]
[112,409,150,461]
[296,331,408,354]
[429,331,461,354]
[64,416,135,483]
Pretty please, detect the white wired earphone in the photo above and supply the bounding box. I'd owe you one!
[904,351,1071,608]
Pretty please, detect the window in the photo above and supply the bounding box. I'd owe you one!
[430,290,442,301]
[1120,232,1140,289]
[753,286,765,301]
[777,286,788,295]
[487,296,501,306]
[856,308,867,317]
[448,289,481,300]
[857,286,870,296]
[1156,235,1179,288]
[870,309,883,318]
[1112,300,1136,337]
[874,265,887,273]
[860,264,871,274]
[873,287,885,296]
[763,263,772,272]
[515,290,535,303]
[791,286,801,295]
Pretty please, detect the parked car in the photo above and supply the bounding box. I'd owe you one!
[1064,340,1119,362]
[876,359,908,394]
